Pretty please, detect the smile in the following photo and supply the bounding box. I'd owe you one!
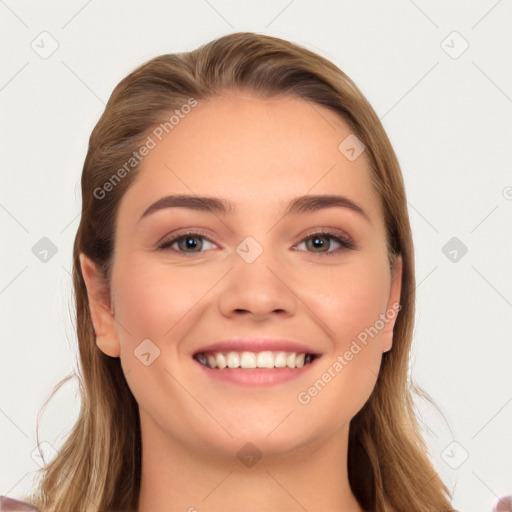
[194,350,317,369]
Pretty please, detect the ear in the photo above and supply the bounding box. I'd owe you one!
[79,253,120,358]
[381,254,403,353]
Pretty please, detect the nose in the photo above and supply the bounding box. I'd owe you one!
[217,249,298,321]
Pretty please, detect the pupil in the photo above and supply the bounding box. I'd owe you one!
[310,236,327,251]
[183,236,200,250]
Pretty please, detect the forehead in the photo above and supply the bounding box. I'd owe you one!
[117,92,383,225]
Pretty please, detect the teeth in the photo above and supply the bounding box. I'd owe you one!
[257,351,275,368]
[240,351,257,368]
[274,352,287,367]
[196,351,315,369]
[216,353,227,369]
[227,352,240,368]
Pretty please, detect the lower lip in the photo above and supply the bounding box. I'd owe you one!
[193,357,320,386]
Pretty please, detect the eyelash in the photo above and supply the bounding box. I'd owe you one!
[156,228,357,256]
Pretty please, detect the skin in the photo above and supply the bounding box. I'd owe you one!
[80,91,402,512]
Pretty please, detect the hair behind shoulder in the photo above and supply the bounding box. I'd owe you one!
[26,32,456,512]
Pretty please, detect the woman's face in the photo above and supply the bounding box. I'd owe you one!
[82,91,402,461]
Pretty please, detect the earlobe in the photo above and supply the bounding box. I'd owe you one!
[79,253,121,358]
[95,335,121,358]
[381,255,403,353]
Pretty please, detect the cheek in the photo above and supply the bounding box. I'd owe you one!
[298,262,388,426]
[300,254,390,411]
[308,254,391,348]
[111,254,210,345]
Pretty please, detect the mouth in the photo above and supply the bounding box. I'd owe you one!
[193,350,320,369]
[191,338,323,386]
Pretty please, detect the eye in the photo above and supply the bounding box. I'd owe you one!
[156,230,216,254]
[294,229,356,256]
[156,228,357,256]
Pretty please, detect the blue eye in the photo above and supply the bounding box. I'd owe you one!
[156,229,356,256]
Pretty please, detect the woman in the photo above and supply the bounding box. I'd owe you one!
[4,32,456,511]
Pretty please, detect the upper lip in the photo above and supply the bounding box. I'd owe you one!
[193,337,322,356]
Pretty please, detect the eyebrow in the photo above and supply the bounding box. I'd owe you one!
[139,194,371,224]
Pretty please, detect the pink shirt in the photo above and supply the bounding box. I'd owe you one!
[0,496,39,511]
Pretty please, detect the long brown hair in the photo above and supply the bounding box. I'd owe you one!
[25,32,455,512]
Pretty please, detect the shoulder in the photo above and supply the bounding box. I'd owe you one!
[0,496,39,511]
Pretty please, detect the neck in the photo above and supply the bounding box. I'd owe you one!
[136,410,363,512]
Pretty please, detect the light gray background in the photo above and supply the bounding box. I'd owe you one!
[1,1,511,511]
